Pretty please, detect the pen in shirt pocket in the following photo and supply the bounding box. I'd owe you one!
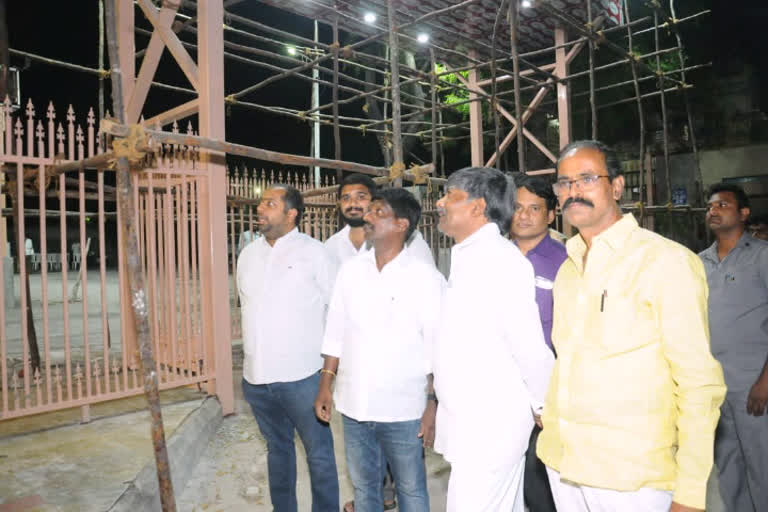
[600,289,608,313]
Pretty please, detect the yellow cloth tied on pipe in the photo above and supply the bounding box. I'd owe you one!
[110,124,149,165]
[388,161,405,182]
[410,164,428,185]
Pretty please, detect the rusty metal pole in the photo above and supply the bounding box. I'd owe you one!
[624,0,646,205]
[491,0,507,169]
[429,48,437,173]
[332,5,342,183]
[669,0,703,205]
[509,0,525,174]
[387,0,403,186]
[104,1,176,510]
[490,0,508,170]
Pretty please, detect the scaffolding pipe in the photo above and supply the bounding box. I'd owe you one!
[104,1,176,510]
[654,8,672,203]
[387,0,403,185]
[587,0,598,139]
[669,0,704,205]
[509,1,525,174]
[490,0,507,169]
[332,6,342,182]
[624,0,646,205]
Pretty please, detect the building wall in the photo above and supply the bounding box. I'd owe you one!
[653,144,768,207]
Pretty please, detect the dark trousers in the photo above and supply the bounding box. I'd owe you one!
[524,425,557,512]
[242,373,340,512]
[715,390,768,512]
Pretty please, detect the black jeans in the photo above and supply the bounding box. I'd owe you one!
[524,424,557,512]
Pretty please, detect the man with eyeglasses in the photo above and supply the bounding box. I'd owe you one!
[537,140,726,512]
[699,183,768,512]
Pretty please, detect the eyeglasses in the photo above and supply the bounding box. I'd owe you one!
[552,174,611,195]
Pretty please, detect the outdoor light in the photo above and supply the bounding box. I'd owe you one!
[521,0,532,7]
[417,33,429,44]
[287,46,297,56]
[363,12,376,24]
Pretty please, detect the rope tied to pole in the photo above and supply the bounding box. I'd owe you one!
[388,161,405,182]
[98,69,111,79]
[409,163,429,184]
[109,123,150,165]
[341,45,355,59]
[634,201,644,218]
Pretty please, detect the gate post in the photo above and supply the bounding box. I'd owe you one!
[197,0,233,415]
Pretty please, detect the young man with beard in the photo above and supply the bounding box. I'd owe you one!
[538,140,726,512]
[315,188,444,512]
[699,183,768,512]
[325,173,435,269]
[510,174,567,512]
[432,167,555,511]
[237,185,339,512]
[325,173,433,511]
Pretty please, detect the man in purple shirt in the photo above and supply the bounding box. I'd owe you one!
[511,173,567,512]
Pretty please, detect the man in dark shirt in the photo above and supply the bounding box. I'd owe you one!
[511,174,567,512]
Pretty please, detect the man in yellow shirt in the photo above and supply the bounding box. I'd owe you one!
[537,140,726,512]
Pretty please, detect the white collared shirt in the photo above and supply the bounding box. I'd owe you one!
[325,224,436,268]
[322,247,446,422]
[433,222,554,467]
[237,228,337,385]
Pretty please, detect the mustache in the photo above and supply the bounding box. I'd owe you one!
[562,197,595,210]
[343,207,364,214]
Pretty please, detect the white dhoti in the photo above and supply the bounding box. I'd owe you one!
[446,456,525,512]
[546,466,674,512]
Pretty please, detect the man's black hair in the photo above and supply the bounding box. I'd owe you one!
[707,183,751,211]
[370,188,422,241]
[338,173,378,198]
[446,167,516,233]
[557,140,622,179]
[514,173,558,211]
[273,184,305,226]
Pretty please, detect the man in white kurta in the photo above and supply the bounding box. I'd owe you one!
[315,188,445,511]
[433,167,555,512]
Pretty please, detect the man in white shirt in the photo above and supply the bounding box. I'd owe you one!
[315,188,445,512]
[325,173,435,512]
[325,173,435,269]
[433,167,555,512]
[237,185,339,512]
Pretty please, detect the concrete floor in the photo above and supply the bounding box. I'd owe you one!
[177,365,451,512]
[0,387,206,511]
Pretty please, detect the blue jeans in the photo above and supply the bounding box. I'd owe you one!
[242,373,339,512]
[342,415,429,512]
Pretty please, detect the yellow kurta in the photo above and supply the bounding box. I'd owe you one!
[537,214,726,509]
